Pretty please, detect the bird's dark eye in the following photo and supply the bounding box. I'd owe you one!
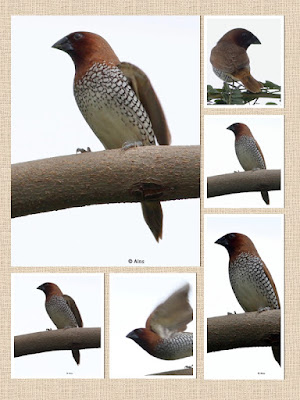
[73,33,84,41]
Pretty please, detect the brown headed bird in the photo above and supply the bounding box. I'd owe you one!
[227,122,269,205]
[215,233,281,365]
[210,28,263,93]
[52,32,172,242]
[37,282,83,364]
[126,284,193,360]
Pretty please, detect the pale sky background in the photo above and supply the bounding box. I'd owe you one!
[11,16,200,267]
[204,16,284,107]
[12,273,104,379]
[204,115,284,208]
[109,273,196,378]
[204,214,284,380]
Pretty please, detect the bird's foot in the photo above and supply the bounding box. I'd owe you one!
[76,147,92,153]
[122,141,143,150]
[227,311,237,315]
[46,328,52,331]
[185,365,193,369]
[258,307,271,313]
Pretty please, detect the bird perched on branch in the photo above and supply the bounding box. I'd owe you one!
[37,282,83,364]
[215,233,281,365]
[227,122,269,205]
[52,31,171,242]
[126,284,193,360]
[210,28,263,93]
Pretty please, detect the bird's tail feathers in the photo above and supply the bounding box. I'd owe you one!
[72,349,80,365]
[141,201,163,242]
[272,344,280,366]
[261,190,270,205]
[236,69,263,93]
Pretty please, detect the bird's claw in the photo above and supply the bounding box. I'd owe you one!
[122,141,143,150]
[258,307,271,313]
[76,147,92,153]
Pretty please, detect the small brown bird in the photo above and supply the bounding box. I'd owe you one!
[37,282,83,364]
[215,233,281,365]
[126,284,193,360]
[227,122,269,205]
[52,31,172,242]
[210,28,263,93]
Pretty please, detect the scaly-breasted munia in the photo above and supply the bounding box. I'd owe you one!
[215,233,281,365]
[227,122,270,204]
[126,284,193,360]
[37,282,83,364]
[52,31,172,242]
[227,122,269,205]
[210,28,263,93]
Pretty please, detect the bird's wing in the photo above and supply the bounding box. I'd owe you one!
[211,42,250,73]
[63,294,83,327]
[254,139,267,168]
[118,62,171,145]
[262,262,281,309]
[146,284,193,338]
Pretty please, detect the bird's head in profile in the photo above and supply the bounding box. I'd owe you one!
[220,28,261,49]
[52,32,119,67]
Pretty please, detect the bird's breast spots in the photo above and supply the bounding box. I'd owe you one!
[212,67,235,82]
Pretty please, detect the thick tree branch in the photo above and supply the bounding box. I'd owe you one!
[14,327,101,357]
[207,310,280,353]
[150,368,193,376]
[207,169,281,198]
[12,146,200,218]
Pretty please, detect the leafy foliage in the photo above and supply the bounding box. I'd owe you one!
[207,81,281,105]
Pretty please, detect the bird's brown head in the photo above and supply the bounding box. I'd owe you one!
[227,122,252,138]
[37,282,63,298]
[126,328,161,355]
[219,28,261,49]
[52,32,120,78]
[215,233,259,260]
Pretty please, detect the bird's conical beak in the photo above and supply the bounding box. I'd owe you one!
[251,35,261,45]
[52,36,73,52]
[215,237,226,246]
[126,330,138,340]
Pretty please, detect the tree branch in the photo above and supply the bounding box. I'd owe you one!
[207,169,281,198]
[207,82,281,105]
[150,368,193,376]
[12,146,200,218]
[14,327,101,357]
[207,310,280,353]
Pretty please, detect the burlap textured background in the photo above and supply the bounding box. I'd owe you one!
[2,1,300,399]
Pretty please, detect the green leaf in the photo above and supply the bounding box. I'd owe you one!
[207,85,219,94]
[264,81,281,90]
